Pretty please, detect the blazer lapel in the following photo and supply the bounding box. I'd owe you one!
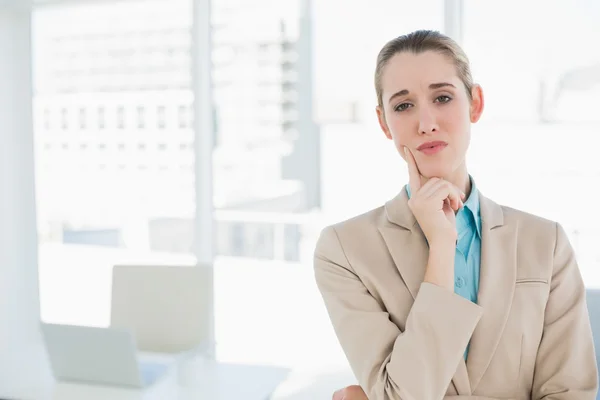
[467,192,517,392]
[378,186,472,395]
[378,187,427,300]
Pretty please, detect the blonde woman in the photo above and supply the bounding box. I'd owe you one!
[314,30,598,400]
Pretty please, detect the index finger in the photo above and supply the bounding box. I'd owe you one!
[403,146,422,192]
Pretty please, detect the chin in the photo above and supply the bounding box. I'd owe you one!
[419,164,454,180]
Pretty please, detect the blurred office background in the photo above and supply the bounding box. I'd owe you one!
[2,0,600,398]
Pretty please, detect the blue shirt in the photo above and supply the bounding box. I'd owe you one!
[406,177,482,358]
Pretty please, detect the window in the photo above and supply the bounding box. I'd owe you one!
[177,105,187,128]
[157,105,166,129]
[284,223,301,262]
[231,223,244,257]
[61,108,68,130]
[78,108,86,130]
[117,106,125,129]
[33,0,198,361]
[44,108,51,130]
[462,0,600,281]
[98,107,106,129]
[137,106,145,129]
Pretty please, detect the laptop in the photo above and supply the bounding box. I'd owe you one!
[110,264,213,354]
[41,322,171,388]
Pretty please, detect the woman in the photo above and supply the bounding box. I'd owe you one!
[314,30,598,400]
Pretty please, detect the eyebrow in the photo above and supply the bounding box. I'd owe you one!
[387,82,456,104]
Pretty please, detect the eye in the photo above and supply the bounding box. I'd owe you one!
[435,95,452,104]
[394,103,412,112]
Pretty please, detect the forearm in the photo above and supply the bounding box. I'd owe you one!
[424,240,456,291]
[374,282,481,399]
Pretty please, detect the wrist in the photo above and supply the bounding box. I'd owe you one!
[428,237,457,252]
[425,239,456,291]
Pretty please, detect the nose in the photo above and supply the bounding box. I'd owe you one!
[418,106,439,135]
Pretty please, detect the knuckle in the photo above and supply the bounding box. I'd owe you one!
[346,385,364,397]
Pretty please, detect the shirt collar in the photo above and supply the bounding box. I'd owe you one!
[405,176,482,238]
[462,177,482,238]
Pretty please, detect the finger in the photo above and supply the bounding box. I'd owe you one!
[415,177,464,211]
[450,186,464,210]
[429,182,463,211]
[451,192,464,211]
[403,146,422,192]
[443,198,457,222]
[420,179,457,205]
[444,198,453,213]
[452,184,465,209]
[445,181,464,210]
[425,179,464,210]
[419,177,442,198]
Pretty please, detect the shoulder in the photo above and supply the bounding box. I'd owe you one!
[480,190,560,239]
[495,202,569,258]
[500,204,558,232]
[314,206,386,256]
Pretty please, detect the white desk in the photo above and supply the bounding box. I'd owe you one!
[48,356,289,400]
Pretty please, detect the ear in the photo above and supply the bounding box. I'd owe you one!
[376,106,393,140]
[469,84,484,123]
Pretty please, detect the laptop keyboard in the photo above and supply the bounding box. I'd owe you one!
[140,361,169,386]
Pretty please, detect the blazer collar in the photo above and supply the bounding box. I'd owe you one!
[383,185,417,231]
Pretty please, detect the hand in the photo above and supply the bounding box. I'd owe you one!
[332,385,368,400]
[403,146,464,245]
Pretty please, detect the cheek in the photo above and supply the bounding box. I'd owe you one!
[439,106,459,126]
[387,116,414,145]
[440,104,470,136]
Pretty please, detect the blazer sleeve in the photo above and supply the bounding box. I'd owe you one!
[314,225,483,400]
[531,222,599,399]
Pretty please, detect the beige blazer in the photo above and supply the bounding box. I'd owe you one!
[314,187,598,400]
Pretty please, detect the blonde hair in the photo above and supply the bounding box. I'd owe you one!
[375,30,474,107]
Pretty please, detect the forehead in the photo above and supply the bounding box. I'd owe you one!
[380,51,460,101]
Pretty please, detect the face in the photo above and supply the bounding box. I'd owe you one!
[376,51,484,180]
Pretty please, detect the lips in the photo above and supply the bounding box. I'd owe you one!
[417,141,448,151]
